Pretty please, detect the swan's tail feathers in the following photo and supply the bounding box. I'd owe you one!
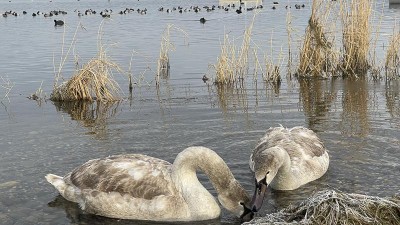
[46,174,66,192]
[46,174,81,203]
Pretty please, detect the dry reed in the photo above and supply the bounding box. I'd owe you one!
[264,31,284,84]
[214,12,257,84]
[297,0,338,78]
[51,23,122,102]
[264,54,282,84]
[156,24,188,84]
[286,9,294,79]
[237,13,256,79]
[252,48,263,81]
[244,189,400,225]
[51,50,121,102]
[214,33,237,84]
[340,0,373,78]
[385,23,400,79]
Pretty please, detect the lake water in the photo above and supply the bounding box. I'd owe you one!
[0,0,399,224]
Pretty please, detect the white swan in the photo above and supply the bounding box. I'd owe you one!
[46,146,254,222]
[248,126,329,211]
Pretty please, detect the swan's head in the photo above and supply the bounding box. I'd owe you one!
[217,182,254,222]
[250,147,284,212]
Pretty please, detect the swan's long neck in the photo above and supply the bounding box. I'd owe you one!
[269,147,294,188]
[172,146,247,219]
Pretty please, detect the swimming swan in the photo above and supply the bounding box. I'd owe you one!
[248,126,329,211]
[46,146,254,222]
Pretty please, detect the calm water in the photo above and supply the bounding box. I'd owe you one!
[1,0,399,224]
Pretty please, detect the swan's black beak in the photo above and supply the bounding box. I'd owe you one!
[239,202,254,222]
[250,177,268,212]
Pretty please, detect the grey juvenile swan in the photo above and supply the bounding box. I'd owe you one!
[248,126,329,211]
[46,146,254,222]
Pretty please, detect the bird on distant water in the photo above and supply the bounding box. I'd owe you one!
[54,20,64,26]
[248,126,329,212]
[200,17,206,23]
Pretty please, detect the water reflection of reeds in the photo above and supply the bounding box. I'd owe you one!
[299,77,337,130]
[53,101,120,138]
[214,83,250,115]
[385,80,400,119]
[209,81,282,123]
[340,78,370,136]
[299,77,374,136]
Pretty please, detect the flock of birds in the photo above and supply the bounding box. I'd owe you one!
[46,126,329,222]
[2,2,308,25]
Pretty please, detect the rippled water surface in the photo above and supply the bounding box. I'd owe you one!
[1,0,399,224]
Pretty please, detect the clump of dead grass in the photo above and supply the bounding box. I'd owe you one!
[385,23,400,80]
[50,49,121,101]
[297,0,339,78]
[50,23,122,102]
[244,189,400,225]
[263,32,284,85]
[214,34,237,84]
[213,13,257,84]
[157,24,188,84]
[340,0,373,78]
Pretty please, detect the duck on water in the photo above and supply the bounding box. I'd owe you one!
[46,146,254,222]
[54,19,64,26]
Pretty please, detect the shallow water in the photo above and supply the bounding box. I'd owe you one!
[1,0,400,224]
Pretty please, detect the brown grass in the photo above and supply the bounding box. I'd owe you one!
[214,33,237,84]
[297,0,339,78]
[264,31,284,84]
[385,23,400,80]
[214,13,257,84]
[51,23,122,102]
[157,24,188,84]
[340,0,373,78]
[51,49,122,102]
[286,10,294,79]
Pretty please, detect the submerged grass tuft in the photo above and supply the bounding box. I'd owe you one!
[245,189,400,225]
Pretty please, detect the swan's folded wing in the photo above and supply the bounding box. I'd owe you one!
[65,154,177,200]
[289,126,326,157]
[250,126,327,170]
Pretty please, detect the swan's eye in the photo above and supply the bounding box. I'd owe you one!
[266,171,270,175]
